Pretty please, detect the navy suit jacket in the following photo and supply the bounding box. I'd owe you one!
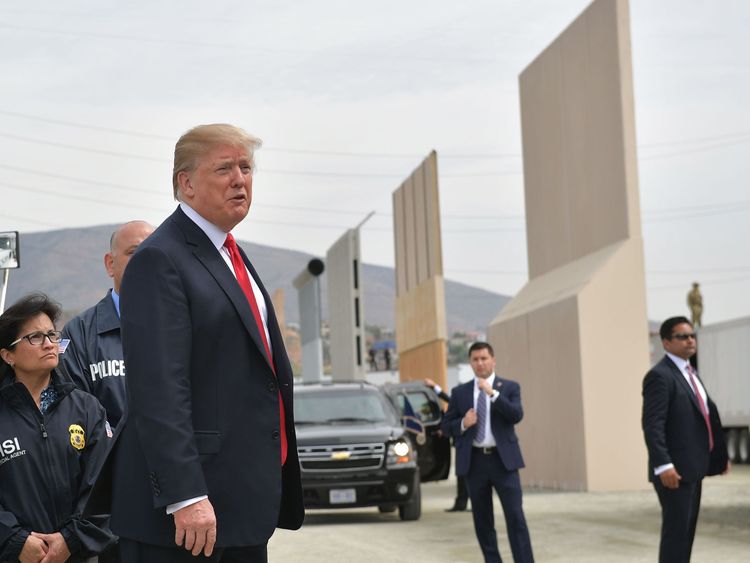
[642,355,728,483]
[110,207,304,547]
[441,377,526,476]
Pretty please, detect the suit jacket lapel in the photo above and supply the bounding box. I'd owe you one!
[664,356,702,415]
[172,208,271,370]
[238,244,281,374]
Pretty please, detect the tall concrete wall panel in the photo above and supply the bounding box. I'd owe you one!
[327,229,366,381]
[488,0,649,491]
[393,151,447,386]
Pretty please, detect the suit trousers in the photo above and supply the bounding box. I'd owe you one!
[466,448,534,563]
[653,478,702,563]
[119,538,268,563]
[455,474,470,507]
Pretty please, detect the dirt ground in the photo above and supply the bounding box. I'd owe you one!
[269,464,750,562]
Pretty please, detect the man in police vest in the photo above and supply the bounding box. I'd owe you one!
[59,220,154,428]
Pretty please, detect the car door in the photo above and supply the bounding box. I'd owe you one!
[384,382,451,482]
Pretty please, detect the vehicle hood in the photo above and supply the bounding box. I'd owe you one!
[295,422,405,446]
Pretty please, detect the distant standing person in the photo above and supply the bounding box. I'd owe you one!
[368,347,377,371]
[425,377,470,513]
[642,316,728,563]
[384,348,391,371]
[441,342,534,563]
[59,220,154,428]
[687,282,703,327]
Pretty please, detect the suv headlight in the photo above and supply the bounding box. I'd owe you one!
[386,439,416,467]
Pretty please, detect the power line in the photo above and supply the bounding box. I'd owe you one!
[0,163,163,196]
[648,273,750,290]
[0,212,66,229]
[0,22,506,65]
[4,161,750,226]
[8,109,750,161]
[0,131,167,163]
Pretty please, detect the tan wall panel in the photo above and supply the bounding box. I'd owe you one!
[423,151,443,277]
[412,164,429,285]
[489,0,648,492]
[395,276,447,352]
[578,239,649,491]
[393,152,447,387]
[520,0,637,279]
[491,300,588,490]
[520,48,569,280]
[402,177,418,291]
[398,340,447,389]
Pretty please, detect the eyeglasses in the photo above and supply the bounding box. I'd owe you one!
[8,330,63,347]
[672,333,696,341]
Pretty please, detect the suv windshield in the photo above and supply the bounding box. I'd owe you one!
[295,389,390,425]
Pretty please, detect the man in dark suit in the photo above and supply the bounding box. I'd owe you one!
[441,342,534,563]
[642,316,729,563]
[111,124,304,562]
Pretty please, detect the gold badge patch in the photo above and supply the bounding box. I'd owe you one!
[68,424,85,450]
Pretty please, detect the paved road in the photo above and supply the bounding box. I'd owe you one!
[269,465,750,562]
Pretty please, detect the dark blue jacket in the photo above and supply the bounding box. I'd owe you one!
[441,376,526,476]
[59,291,127,428]
[0,370,115,561]
[110,206,303,548]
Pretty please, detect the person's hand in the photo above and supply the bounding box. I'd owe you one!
[31,532,69,563]
[722,460,732,475]
[463,408,477,428]
[658,467,681,489]
[477,378,494,396]
[424,378,436,388]
[174,498,217,557]
[19,534,47,563]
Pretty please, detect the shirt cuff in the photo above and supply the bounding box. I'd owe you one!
[166,495,208,515]
[654,463,674,476]
[433,384,443,394]
[490,390,499,402]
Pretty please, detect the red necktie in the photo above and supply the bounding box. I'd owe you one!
[224,234,287,465]
[686,364,714,452]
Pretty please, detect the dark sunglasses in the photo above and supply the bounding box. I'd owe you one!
[672,333,696,341]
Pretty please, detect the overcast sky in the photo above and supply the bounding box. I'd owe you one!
[1,0,748,326]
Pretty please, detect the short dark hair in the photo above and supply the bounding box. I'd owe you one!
[659,316,692,341]
[468,341,494,357]
[0,293,61,379]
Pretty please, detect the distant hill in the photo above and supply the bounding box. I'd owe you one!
[5,224,510,333]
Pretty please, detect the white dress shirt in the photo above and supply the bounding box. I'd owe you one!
[180,202,271,354]
[653,353,709,476]
[460,374,501,447]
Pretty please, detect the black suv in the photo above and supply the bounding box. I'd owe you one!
[294,381,450,521]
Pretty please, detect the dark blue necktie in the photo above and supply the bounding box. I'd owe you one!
[475,386,487,443]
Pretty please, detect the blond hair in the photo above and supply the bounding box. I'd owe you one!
[172,124,262,200]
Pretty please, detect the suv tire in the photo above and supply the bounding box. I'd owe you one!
[398,474,421,521]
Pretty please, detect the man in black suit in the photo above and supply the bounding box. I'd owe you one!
[441,342,534,563]
[642,316,729,563]
[111,124,304,562]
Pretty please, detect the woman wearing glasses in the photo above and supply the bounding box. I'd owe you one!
[0,294,115,563]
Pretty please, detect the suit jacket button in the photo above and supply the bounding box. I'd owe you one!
[272,430,280,440]
[268,381,276,392]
